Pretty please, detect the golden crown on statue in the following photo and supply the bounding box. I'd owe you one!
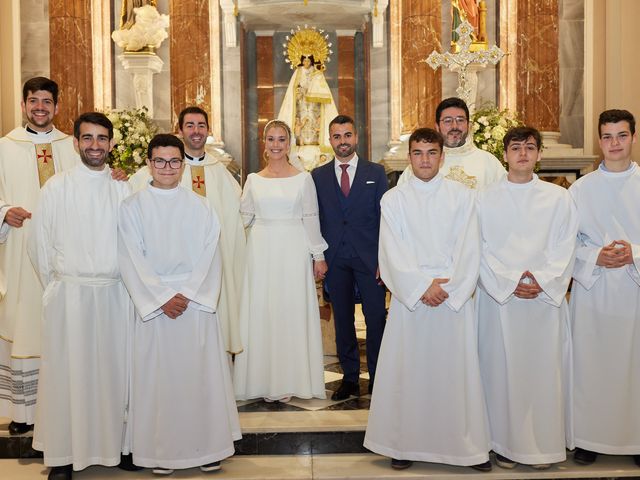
[283,25,333,70]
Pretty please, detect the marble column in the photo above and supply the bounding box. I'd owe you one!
[255,35,274,170]
[169,0,211,127]
[401,0,441,134]
[49,0,94,134]
[337,35,356,118]
[515,0,559,132]
[0,0,21,135]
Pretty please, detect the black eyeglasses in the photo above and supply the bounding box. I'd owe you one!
[151,158,183,169]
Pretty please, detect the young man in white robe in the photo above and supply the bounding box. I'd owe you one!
[397,97,505,189]
[364,128,492,472]
[569,109,640,468]
[0,77,79,435]
[129,107,245,355]
[27,112,135,480]
[476,126,578,470]
[118,134,241,476]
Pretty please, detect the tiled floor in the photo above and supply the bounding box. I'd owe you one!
[2,453,640,480]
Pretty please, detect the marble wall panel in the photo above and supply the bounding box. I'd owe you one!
[49,0,94,134]
[338,36,356,119]
[516,0,559,131]
[21,0,50,84]
[559,0,584,147]
[256,36,274,169]
[169,0,211,128]
[369,23,390,162]
[401,0,441,134]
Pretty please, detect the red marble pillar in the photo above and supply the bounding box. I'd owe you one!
[169,0,211,129]
[256,36,274,169]
[401,0,441,134]
[49,0,94,134]
[337,36,356,118]
[516,0,559,131]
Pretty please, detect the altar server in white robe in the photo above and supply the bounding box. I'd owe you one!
[364,128,492,472]
[476,126,578,470]
[118,134,241,475]
[27,113,134,480]
[0,77,79,435]
[129,107,245,355]
[397,97,505,189]
[569,109,640,468]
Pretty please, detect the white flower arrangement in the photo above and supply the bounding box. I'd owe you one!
[112,5,169,52]
[105,107,159,176]
[471,104,523,164]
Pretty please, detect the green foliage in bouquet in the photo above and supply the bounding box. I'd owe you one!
[471,104,523,166]
[105,107,159,176]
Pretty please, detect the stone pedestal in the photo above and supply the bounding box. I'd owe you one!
[119,52,164,117]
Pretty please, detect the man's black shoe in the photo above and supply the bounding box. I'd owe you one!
[391,458,412,470]
[48,464,72,480]
[470,460,492,472]
[118,453,143,471]
[8,421,33,435]
[573,448,597,465]
[633,454,640,467]
[331,381,359,401]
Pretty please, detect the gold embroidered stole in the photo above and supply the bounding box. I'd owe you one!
[190,165,207,197]
[35,143,55,187]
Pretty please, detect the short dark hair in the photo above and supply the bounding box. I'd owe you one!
[148,134,185,160]
[598,109,636,137]
[409,127,444,151]
[329,114,356,133]
[502,126,542,151]
[178,106,209,130]
[73,112,113,140]
[23,77,59,105]
[435,97,469,123]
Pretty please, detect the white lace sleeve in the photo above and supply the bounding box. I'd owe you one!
[240,174,256,228]
[301,173,328,260]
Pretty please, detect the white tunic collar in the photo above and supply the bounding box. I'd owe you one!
[409,172,444,191]
[598,161,637,178]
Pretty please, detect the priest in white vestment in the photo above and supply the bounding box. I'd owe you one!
[364,128,491,472]
[568,109,640,468]
[119,134,240,475]
[476,127,578,469]
[0,77,79,434]
[27,113,134,479]
[397,97,505,189]
[129,107,245,355]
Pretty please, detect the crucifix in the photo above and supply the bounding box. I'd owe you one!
[424,20,504,111]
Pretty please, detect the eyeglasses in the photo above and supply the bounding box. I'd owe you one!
[151,158,183,169]
[440,116,468,126]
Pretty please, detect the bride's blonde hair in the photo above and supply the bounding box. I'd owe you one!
[263,119,292,163]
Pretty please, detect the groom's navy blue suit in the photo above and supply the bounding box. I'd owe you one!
[312,156,387,387]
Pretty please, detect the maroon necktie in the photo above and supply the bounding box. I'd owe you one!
[340,163,350,197]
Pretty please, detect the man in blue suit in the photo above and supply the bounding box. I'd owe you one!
[312,115,388,400]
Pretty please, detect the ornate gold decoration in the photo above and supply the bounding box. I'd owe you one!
[424,20,504,106]
[445,165,478,189]
[283,25,333,70]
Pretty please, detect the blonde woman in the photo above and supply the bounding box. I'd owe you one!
[233,120,328,402]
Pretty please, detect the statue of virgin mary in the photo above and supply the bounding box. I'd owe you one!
[278,27,338,170]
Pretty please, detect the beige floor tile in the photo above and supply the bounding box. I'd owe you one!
[0,456,312,480]
[312,453,640,479]
[239,410,368,433]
